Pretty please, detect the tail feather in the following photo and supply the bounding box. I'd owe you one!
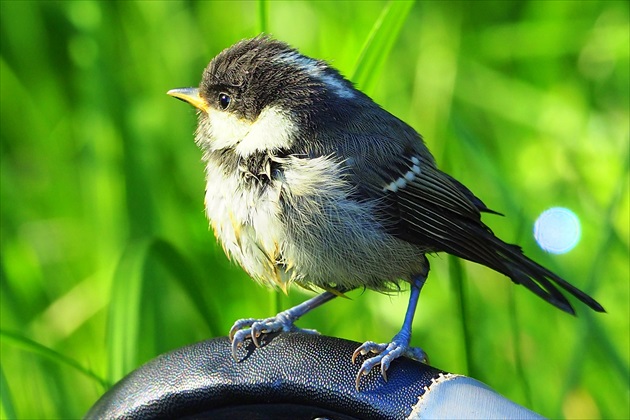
[507,263,575,314]
[496,239,605,314]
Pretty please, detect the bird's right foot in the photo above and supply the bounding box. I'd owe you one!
[228,292,338,360]
[229,315,319,360]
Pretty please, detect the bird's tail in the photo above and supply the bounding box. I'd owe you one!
[480,236,605,315]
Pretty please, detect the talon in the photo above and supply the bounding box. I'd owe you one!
[227,303,326,363]
[354,348,380,391]
[229,318,256,342]
[355,363,374,391]
[406,347,429,364]
[352,337,426,390]
[251,327,262,347]
[380,361,388,380]
[228,326,237,341]
[355,370,363,390]
[351,349,360,364]
[231,333,244,361]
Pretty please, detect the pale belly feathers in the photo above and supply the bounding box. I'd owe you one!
[203,155,426,292]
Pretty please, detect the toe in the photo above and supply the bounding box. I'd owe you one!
[353,339,419,390]
[355,360,375,390]
[231,329,250,361]
[352,341,386,363]
[405,347,429,364]
[229,318,256,341]
[251,321,270,348]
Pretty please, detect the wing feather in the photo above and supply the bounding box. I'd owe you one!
[316,112,603,314]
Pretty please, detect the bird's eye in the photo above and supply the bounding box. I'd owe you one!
[218,93,231,110]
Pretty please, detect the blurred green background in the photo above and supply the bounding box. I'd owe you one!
[1,0,628,418]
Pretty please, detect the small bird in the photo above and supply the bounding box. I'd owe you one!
[168,36,604,390]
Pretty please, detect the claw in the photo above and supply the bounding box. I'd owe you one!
[355,367,365,390]
[251,325,264,347]
[228,315,321,359]
[351,351,359,365]
[227,292,337,361]
[228,326,237,341]
[229,318,256,341]
[406,347,429,364]
[351,341,383,364]
[380,356,391,381]
[230,331,244,361]
[351,273,428,390]
[352,338,427,391]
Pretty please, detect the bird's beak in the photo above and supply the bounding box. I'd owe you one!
[167,87,209,113]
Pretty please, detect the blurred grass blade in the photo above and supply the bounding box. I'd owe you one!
[0,363,16,419]
[584,148,629,294]
[508,219,534,409]
[562,149,630,397]
[0,330,108,389]
[107,238,224,384]
[448,256,472,376]
[450,118,520,215]
[150,239,222,337]
[257,0,269,34]
[106,239,151,384]
[351,0,415,94]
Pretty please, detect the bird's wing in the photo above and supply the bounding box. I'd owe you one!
[353,144,504,262]
[339,132,603,315]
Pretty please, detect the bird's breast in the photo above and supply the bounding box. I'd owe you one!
[203,152,426,293]
[203,158,291,290]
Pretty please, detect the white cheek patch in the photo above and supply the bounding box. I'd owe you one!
[204,106,296,155]
[207,110,252,151]
[383,155,422,193]
[234,106,297,157]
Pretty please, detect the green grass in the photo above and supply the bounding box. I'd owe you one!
[1,1,628,418]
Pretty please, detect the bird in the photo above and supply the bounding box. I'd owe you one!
[167,36,605,390]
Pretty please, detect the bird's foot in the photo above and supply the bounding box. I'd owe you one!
[228,292,337,361]
[229,314,319,360]
[352,335,428,390]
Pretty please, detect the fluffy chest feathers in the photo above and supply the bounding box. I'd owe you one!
[204,151,288,289]
[203,148,426,293]
[202,150,356,289]
[197,102,302,289]
[197,92,426,292]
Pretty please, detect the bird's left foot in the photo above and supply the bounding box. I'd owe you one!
[228,291,338,360]
[352,336,428,390]
[229,315,319,360]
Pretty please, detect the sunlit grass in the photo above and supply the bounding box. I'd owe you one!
[1,1,628,418]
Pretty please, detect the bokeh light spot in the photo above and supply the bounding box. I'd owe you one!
[534,207,581,254]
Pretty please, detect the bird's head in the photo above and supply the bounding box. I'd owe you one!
[168,36,361,157]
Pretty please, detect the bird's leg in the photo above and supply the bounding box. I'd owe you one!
[352,273,428,390]
[229,291,337,360]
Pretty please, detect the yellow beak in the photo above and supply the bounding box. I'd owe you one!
[167,87,209,113]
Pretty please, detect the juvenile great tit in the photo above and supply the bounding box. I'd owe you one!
[168,36,604,390]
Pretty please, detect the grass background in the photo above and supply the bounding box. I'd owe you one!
[1,0,628,418]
